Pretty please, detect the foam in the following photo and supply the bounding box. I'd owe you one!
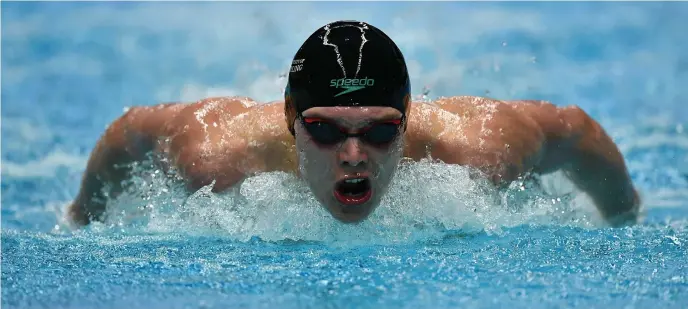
[68,157,599,245]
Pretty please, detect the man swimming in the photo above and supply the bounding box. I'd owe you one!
[66,20,640,227]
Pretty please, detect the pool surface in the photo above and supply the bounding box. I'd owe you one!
[2,2,687,309]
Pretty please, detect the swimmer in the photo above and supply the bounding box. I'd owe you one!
[66,20,640,227]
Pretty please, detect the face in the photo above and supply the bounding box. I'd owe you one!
[294,106,405,223]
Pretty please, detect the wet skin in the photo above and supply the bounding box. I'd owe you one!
[67,95,640,227]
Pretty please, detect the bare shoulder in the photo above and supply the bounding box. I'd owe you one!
[162,96,259,137]
[429,95,583,138]
[163,95,290,151]
[411,95,598,182]
[406,96,556,182]
[408,95,545,146]
[159,96,294,191]
[432,95,536,118]
[503,99,587,141]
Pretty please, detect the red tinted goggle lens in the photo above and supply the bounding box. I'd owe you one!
[301,117,402,145]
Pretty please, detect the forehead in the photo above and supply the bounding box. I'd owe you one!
[302,106,401,124]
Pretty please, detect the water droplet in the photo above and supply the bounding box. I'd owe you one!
[665,235,681,246]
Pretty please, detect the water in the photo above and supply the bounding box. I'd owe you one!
[2,2,687,308]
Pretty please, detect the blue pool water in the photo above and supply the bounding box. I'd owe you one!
[2,2,687,308]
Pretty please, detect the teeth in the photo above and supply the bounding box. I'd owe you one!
[344,178,365,184]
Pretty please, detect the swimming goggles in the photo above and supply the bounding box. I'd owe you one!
[300,116,403,146]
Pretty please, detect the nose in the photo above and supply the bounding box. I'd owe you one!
[338,137,368,167]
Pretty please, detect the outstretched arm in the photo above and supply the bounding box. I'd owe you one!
[519,101,640,226]
[559,106,639,226]
[66,96,266,227]
[66,103,184,226]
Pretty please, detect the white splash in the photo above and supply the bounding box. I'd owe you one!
[86,158,599,244]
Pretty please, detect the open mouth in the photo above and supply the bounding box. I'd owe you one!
[334,177,372,206]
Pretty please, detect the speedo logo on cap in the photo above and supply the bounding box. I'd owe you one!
[329,77,375,97]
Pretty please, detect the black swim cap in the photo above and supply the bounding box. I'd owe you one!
[285,20,411,135]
